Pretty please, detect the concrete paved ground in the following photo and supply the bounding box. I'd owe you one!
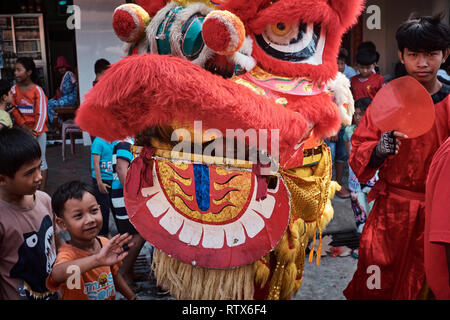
[46,143,359,300]
[294,256,357,300]
[46,143,92,196]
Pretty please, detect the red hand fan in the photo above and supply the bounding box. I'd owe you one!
[369,76,435,138]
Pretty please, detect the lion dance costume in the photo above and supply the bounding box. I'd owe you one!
[76,0,363,300]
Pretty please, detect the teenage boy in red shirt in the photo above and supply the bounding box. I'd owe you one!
[344,14,450,300]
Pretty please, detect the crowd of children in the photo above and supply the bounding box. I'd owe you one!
[328,41,385,234]
[0,58,144,300]
[0,12,449,300]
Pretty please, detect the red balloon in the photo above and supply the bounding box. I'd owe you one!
[369,76,435,138]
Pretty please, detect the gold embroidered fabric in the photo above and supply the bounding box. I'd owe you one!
[255,143,335,300]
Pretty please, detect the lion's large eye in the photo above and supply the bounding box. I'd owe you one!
[271,23,292,36]
[256,21,325,64]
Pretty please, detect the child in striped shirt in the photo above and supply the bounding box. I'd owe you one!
[111,138,145,286]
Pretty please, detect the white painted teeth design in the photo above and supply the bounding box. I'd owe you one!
[159,207,185,235]
[238,209,265,238]
[223,221,246,247]
[202,224,225,249]
[144,166,277,249]
[248,194,276,219]
[178,218,202,246]
[146,191,170,218]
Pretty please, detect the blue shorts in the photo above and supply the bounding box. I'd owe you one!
[325,127,348,163]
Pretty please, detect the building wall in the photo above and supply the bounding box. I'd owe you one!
[74,0,125,103]
[361,0,449,77]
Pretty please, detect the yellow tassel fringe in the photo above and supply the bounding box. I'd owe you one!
[152,249,255,300]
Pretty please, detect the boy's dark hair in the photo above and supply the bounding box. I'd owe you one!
[356,42,379,66]
[356,49,378,66]
[16,57,39,84]
[396,13,450,54]
[0,127,41,178]
[338,48,349,62]
[0,79,12,98]
[357,41,377,53]
[356,41,380,65]
[52,180,96,218]
[94,59,111,75]
[355,97,372,114]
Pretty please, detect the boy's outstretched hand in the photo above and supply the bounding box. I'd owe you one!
[95,233,134,267]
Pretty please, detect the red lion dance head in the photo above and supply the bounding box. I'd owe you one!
[76,0,364,300]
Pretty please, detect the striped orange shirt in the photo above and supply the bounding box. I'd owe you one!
[11,84,48,135]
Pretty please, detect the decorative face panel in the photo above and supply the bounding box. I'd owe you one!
[125,159,290,269]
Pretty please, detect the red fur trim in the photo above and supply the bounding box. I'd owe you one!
[75,54,311,162]
[248,0,338,32]
[286,94,341,139]
[223,0,364,28]
[221,0,266,24]
[136,0,167,17]
[328,0,366,29]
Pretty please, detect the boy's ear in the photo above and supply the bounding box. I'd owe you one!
[55,216,67,231]
[398,50,405,64]
[443,48,449,64]
[0,174,7,186]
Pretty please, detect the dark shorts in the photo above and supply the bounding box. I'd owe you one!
[113,215,139,235]
[111,187,139,235]
[92,178,112,236]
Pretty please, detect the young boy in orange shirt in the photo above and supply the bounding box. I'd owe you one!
[46,181,137,300]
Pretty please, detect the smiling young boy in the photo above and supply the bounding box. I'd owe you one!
[344,14,449,300]
[0,127,59,300]
[46,181,137,300]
